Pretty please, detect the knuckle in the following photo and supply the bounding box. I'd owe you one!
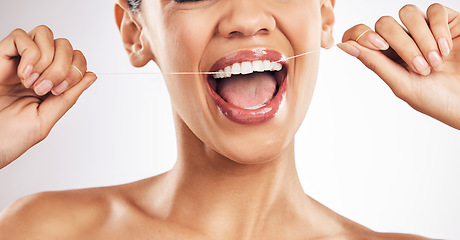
[26,47,42,61]
[356,24,368,29]
[342,29,352,42]
[35,25,53,37]
[48,66,69,81]
[67,71,80,84]
[73,50,87,66]
[55,38,74,55]
[55,38,73,48]
[11,28,27,37]
[35,54,54,69]
[428,3,444,13]
[343,24,369,42]
[57,66,71,79]
[73,49,83,57]
[354,24,370,33]
[375,16,395,32]
[399,4,418,18]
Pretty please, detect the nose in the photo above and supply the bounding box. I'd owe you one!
[217,0,276,38]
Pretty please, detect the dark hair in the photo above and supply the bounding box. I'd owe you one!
[128,0,141,12]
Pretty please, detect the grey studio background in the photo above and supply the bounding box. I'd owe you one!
[1,0,460,239]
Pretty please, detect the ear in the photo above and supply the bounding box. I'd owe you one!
[320,0,335,49]
[115,0,153,67]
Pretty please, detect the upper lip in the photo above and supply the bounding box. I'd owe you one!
[208,48,287,73]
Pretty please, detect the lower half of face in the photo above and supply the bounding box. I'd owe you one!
[149,0,323,164]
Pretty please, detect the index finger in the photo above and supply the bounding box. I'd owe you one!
[0,29,41,81]
[427,3,453,56]
[27,26,55,77]
[342,24,390,51]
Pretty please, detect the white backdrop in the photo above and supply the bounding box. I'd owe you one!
[0,0,459,239]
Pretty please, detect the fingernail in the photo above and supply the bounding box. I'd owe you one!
[24,73,40,88]
[427,51,443,71]
[368,33,389,50]
[337,43,360,57]
[22,65,33,79]
[413,56,431,76]
[84,76,97,90]
[51,81,69,96]
[438,37,450,57]
[35,80,53,96]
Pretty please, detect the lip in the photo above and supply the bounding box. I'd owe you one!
[209,48,285,72]
[206,48,288,124]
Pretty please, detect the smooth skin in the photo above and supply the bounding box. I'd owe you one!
[0,1,458,240]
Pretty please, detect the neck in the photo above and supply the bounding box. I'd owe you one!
[154,115,329,239]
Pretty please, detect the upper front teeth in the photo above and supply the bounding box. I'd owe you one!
[213,60,282,79]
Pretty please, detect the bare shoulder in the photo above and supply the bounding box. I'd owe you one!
[327,231,437,240]
[311,200,437,240]
[0,186,117,239]
[372,232,436,240]
[0,175,165,240]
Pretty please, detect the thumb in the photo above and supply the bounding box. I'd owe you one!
[38,72,97,133]
[338,41,413,100]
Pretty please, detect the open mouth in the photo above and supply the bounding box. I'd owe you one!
[206,49,288,124]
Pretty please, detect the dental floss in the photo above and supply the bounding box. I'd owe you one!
[96,44,337,76]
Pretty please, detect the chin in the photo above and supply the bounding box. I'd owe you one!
[211,118,296,165]
[222,141,290,165]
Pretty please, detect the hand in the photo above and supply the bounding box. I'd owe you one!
[0,25,96,169]
[339,4,460,130]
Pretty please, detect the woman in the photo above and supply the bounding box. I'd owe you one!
[0,0,459,239]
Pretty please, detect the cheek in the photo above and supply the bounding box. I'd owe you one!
[276,4,322,127]
[160,15,217,133]
[292,56,320,126]
[276,1,323,52]
[165,75,208,129]
[161,11,218,73]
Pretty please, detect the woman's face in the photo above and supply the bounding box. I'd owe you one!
[137,0,334,164]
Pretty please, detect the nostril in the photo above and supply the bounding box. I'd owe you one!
[258,28,269,34]
[229,31,240,37]
[227,28,270,38]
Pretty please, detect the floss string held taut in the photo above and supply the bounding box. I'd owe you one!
[96,44,337,76]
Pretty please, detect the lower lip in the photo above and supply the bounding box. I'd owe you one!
[206,72,288,124]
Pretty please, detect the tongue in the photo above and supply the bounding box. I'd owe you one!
[216,72,277,109]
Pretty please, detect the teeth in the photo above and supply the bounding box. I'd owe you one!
[224,66,232,78]
[272,62,282,71]
[232,63,241,75]
[218,70,225,78]
[213,60,283,79]
[241,62,253,75]
[263,60,272,70]
[252,61,264,72]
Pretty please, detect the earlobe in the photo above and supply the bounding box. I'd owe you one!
[114,1,153,67]
[321,0,335,48]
